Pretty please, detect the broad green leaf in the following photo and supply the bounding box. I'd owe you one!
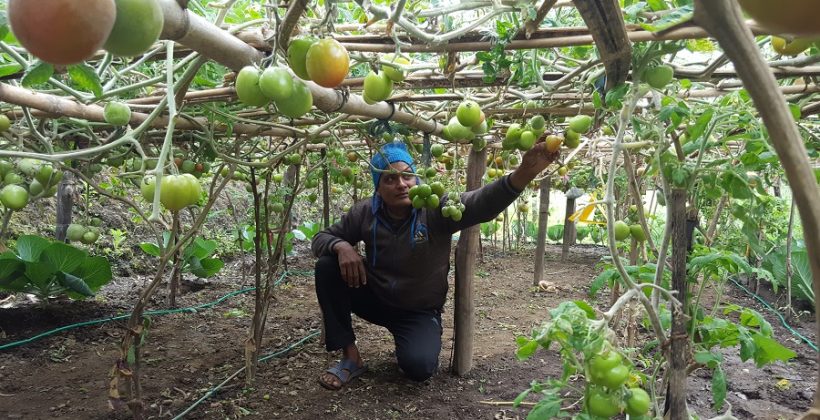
[694,350,722,368]
[67,63,103,97]
[41,242,87,273]
[712,365,727,410]
[71,256,113,292]
[184,238,218,260]
[751,333,796,367]
[291,229,307,241]
[0,252,23,283]
[139,242,161,257]
[57,272,94,297]
[791,250,815,303]
[21,61,54,87]
[189,257,224,278]
[24,261,57,288]
[16,235,51,262]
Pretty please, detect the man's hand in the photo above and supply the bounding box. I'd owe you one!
[509,141,561,191]
[333,241,367,288]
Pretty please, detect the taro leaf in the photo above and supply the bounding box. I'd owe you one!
[21,61,54,87]
[184,238,218,260]
[24,261,58,289]
[70,256,113,292]
[41,242,87,273]
[16,235,51,262]
[291,229,307,241]
[712,365,727,410]
[57,272,94,297]
[187,256,224,278]
[0,252,23,284]
[791,250,815,303]
[67,63,103,97]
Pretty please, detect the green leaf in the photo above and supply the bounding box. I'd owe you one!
[16,235,51,262]
[70,256,113,292]
[21,61,54,87]
[751,333,796,367]
[516,339,539,360]
[188,257,224,278]
[0,12,9,40]
[712,365,727,410]
[592,91,603,109]
[639,5,693,31]
[789,103,801,121]
[513,388,531,407]
[24,261,58,288]
[67,63,103,97]
[57,272,94,297]
[573,300,597,319]
[183,238,218,260]
[694,350,722,368]
[686,108,714,143]
[139,242,161,257]
[41,242,87,273]
[0,62,23,78]
[526,393,562,420]
[0,252,23,283]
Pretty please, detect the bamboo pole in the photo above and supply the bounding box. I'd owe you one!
[453,146,487,375]
[691,3,820,416]
[666,188,689,419]
[560,195,576,261]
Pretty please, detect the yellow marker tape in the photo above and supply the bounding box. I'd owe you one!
[569,191,607,225]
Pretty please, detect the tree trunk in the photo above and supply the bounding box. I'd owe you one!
[453,147,487,376]
[533,177,551,286]
[665,188,689,419]
[561,196,576,261]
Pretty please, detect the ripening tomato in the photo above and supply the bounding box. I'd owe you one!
[305,39,350,88]
[9,0,116,65]
[738,0,820,36]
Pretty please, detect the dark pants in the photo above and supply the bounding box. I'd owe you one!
[314,255,442,381]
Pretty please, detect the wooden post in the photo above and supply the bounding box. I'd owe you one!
[453,146,487,376]
[533,176,551,286]
[561,195,576,261]
[666,188,689,419]
[55,171,73,242]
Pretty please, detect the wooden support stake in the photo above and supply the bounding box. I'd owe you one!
[533,177,551,286]
[561,195,576,261]
[666,188,689,419]
[55,171,73,242]
[321,149,330,229]
[453,147,487,376]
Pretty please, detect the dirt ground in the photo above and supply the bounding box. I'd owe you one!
[0,243,816,419]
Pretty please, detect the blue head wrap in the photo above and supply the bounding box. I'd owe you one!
[370,142,416,190]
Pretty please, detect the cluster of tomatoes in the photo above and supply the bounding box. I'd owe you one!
[8,0,164,65]
[363,53,411,104]
[173,157,211,178]
[66,218,103,245]
[442,100,489,146]
[585,349,651,418]
[0,159,63,212]
[611,205,647,243]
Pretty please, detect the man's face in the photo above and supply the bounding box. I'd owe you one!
[377,162,417,209]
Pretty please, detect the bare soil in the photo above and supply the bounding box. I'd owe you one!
[0,243,815,419]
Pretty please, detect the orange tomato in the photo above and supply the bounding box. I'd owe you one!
[305,39,350,88]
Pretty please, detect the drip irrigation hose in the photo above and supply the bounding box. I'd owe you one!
[172,329,321,420]
[0,269,315,352]
[729,276,818,352]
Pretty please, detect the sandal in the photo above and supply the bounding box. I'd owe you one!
[318,359,368,391]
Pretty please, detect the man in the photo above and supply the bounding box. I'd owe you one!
[311,141,559,390]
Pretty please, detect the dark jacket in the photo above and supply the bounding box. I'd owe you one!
[311,175,523,311]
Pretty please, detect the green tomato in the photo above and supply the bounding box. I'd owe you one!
[259,66,294,101]
[568,115,592,134]
[66,223,87,242]
[625,388,651,416]
[0,160,12,178]
[588,351,623,376]
[417,184,432,199]
[0,184,29,210]
[0,115,10,132]
[411,195,425,209]
[586,386,621,418]
[104,101,132,126]
[430,181,445,198]
[599,364,629,390]
[159,174,200,211]
[140,176,156,202]
[426,193,440,209]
